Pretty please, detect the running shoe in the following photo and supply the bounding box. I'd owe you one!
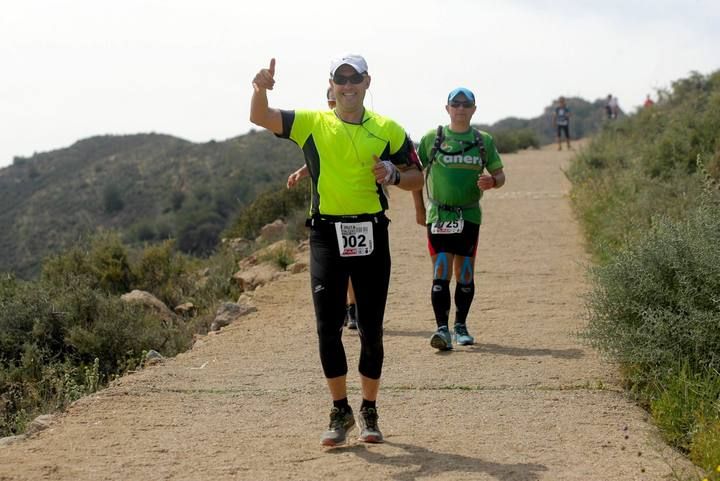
[358,407,383,443]
[320,407,355,447]
[430,326,453,351]
[454,323,475,346]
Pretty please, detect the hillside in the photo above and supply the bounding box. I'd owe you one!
[0,131,305,278]
[479,97,615,145]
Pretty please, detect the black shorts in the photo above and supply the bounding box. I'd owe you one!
[426,221,480,258]
[557,124,570,139]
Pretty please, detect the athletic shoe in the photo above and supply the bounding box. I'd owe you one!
[320,407,355,447]
[454,323,475,346]
[430,326,453,351]
[357,407,383,443]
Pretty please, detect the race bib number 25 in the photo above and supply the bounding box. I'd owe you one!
[334,221,374,257]
[431,219,464,234]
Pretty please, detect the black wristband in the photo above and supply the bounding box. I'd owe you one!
[392,169,401,185]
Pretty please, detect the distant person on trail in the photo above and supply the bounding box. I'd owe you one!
[610,96,619,118]
[286,87,358,330]
[552,96,572,151]
[251,54,423,447]
[643,94,655,109]
[411,87,505,351]
[605,94,614,119]
[606,94,619,119]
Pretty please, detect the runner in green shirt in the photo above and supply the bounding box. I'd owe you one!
[412,87,505,351]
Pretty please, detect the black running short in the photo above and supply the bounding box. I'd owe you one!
[557,124,570,139]
[426,220,480,258]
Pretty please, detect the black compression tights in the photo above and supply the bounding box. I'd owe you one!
[310,220,390,380]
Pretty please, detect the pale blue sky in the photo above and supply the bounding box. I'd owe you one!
[1,0,718,168]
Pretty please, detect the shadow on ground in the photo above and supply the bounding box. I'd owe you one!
[468,343,583,359]
[330,441,547,481]
[384,329,583,360]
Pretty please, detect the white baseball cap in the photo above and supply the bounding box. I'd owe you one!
[329,54,368,76]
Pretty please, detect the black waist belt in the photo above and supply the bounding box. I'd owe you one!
[430,200,478,212]
[307,212,386,227]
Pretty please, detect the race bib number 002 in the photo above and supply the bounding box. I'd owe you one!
[431,219,464,234]
[335,221,374,257]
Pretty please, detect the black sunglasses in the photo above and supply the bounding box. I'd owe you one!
[449,101,475,108]
[333,72,365,85]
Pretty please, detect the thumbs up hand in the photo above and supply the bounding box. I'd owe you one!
[253,58,276,92]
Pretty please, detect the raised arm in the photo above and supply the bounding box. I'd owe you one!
[250,58,283,134]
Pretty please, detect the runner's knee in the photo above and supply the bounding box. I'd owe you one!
[318,327,347,378]
[433,253,450,280]
[457,256,474,284]
[358,329,383,379]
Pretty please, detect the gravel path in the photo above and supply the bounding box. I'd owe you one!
[0,144,695,481]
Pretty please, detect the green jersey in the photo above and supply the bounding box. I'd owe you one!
[417,126,503,225]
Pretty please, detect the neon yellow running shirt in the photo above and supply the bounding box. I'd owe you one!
[279,109,410,216]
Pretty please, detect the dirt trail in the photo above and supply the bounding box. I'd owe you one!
[0,145,695,480]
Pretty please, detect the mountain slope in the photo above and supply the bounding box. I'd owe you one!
[0,131,304,278]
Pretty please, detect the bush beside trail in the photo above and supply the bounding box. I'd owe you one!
[0,177,312,438]
[488,128,540,153]
[568,69,720,473]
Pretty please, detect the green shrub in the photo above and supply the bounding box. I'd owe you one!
[190,247,242,311]
[41,231,133,294]
[582,203,720,385]
[690,420,720,472]
[225,180,310,240]
[130,221,158,242]
[567,72,720,262]
[132,240,193,308]
[102,184,124,213]
[64,295,190,375]
[0,357,102,435]
[0,208,251,436]
[487,128,540,154]
[651,364,720,452]
[260,244,295,271]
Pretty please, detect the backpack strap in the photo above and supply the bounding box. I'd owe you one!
[424,125,444,210]
[474,128,487,170]
[427,125,444,168]
[424,126,485,214]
